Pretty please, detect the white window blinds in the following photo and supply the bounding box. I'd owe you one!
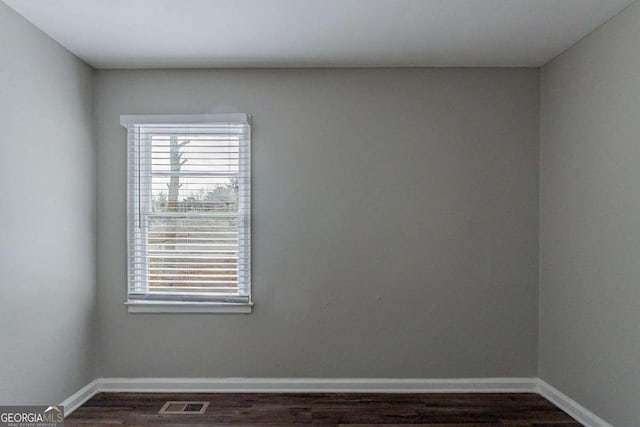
[123,114,251,305]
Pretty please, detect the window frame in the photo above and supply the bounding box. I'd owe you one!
[121,114,252,314]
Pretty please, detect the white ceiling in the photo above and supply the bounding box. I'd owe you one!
[3,0,634,69]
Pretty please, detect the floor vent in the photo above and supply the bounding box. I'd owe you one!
[159,401,209,415]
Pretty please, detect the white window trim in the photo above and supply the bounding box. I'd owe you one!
[122,113,252,314]
[125,300,253,314]
[120,113,249,126]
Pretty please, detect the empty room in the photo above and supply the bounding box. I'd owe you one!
[0,0,638,426]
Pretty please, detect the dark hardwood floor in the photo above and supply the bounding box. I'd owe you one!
[66,392,582,426]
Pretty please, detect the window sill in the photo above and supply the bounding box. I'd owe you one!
[125,300,253,314]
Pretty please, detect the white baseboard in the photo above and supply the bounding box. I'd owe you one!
[536,380,612,427]
[61,377,536,416]
[60,379,99,418]
[97,377,537,393]
[60,376,613,427]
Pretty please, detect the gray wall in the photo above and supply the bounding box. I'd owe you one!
[95,68,540,378]
[0,2,96,404]
[539,2,640,426]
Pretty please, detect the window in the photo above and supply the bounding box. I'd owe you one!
[121,114,251,313]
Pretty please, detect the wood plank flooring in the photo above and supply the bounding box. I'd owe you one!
[66,392,582,426]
